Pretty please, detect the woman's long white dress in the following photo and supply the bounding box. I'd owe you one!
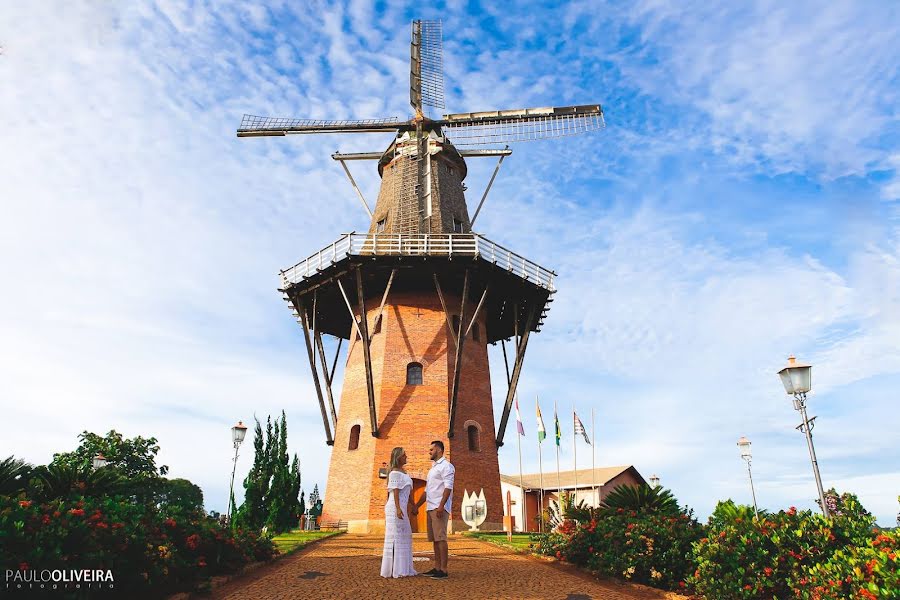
[380,470,417,578]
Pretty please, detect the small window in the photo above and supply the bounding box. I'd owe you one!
[348,425,361,451]
[453,218,464,233]
[448,166,454,175]
[467,424,480,452]
[376,218,386,233]
[406,362,423,385]
[472,322,480,341]
[452,315,460,334]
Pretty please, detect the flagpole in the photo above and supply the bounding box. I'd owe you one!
[537,396,544,533]
[555,400,561,504]
[573,405,578,505]
[516,412,526,533]
[591,406,597,506]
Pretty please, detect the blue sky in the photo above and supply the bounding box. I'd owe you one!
[2,1,898,525]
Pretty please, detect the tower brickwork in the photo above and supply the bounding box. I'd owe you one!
[322,290,503,533]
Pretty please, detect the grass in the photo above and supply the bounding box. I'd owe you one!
[271,530,343,555]
[465,532,535,552]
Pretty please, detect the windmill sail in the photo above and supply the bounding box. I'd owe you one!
[410,19,445,113]
[440,104,604,146]
[237,115,401,137]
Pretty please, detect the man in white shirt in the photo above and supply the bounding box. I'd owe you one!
[412,440,454,579]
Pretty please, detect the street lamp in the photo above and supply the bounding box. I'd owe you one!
[736,436,759,520]
[92,453,108,470]
[777,356,829,517]
[649,474,660,489]
[226,421,248,524]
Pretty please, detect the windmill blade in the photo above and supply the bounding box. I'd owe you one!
[410,19,445,112]
[439,104,604,146]
[237,114,401,137]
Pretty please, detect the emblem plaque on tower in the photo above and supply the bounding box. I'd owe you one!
[238,19,604,534]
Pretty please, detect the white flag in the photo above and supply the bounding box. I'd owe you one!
[574,411,591,445]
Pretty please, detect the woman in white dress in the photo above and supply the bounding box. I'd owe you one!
[380,447,417,578]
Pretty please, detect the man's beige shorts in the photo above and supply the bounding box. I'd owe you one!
[426,509,449,542]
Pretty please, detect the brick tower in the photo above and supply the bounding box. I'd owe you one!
[237,19,604,534]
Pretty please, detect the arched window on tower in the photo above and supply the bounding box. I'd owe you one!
[467,424,481,452]
[452,314,460,335]
[472,322,480,342]
[406,362,423,385]
[348,424,361,451]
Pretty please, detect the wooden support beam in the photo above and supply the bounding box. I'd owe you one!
[373,268,397,331]
[336,278,364,340]
[496,304,537,447]
[338,159,373,218]
[315,330,338,431]
[433,274,458,348]
[470,151,508,227]
[447,270,470,438]
[464,284,490,339]
[500,338,512,387]
[297,297,334,446]
[355,267,379,437]
[330,337,343,382]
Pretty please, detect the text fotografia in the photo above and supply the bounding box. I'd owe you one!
[6,568,115,591]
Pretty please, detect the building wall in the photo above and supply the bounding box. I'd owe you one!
[500,470,646,532]
[321,290,503,533]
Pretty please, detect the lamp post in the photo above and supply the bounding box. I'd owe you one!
[92,453,108,470]
[777,356,829,518]
[226,421,248,524]
[649,474,660,489]
[737,436,759,520]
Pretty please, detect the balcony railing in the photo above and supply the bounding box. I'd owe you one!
[280,233,556,291]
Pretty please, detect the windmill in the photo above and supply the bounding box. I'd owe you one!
[238,20,604,534]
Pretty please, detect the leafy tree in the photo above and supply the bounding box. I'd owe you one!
[157,478,204,515]
[0,456,32,496]
[599,484,682,517]
[51,430,169,479]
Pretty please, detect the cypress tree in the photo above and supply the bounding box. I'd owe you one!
[234,418,267,529]
[289,453,302,528]
[266,411,295,532]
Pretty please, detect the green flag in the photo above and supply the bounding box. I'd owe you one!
[554,407,561,447]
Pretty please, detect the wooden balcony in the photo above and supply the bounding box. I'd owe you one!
[280,233,556,291]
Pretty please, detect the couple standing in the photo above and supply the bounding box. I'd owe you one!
[380,440,455,580]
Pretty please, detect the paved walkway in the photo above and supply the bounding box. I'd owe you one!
[211,534,685,600]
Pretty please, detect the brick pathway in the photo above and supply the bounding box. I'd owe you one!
[211,534,685,600]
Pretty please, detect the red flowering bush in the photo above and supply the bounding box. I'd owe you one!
[535,509,703,591]
[801,530,899,599]
[0,494,274,594]
[691,494,887,599]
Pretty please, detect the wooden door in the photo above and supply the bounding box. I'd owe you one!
[410,478,427,533]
